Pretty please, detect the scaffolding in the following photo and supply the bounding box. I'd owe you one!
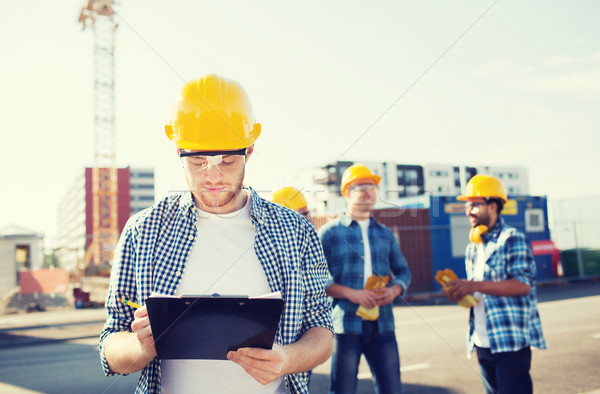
[78,1,119,274]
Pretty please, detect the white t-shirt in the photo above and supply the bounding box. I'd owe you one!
[161,198,287,394]
[472,243,491,348]
[357,219,372,288]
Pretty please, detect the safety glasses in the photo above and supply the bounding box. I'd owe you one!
[179,148,247,173]
[464,200,490,210]
[350,184,378,194]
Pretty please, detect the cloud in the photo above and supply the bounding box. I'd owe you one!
[472,59,516,78]
[544,55,573,68]
[472,53,600,96]
[530,68,600,95]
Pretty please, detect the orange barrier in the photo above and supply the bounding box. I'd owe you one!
[19,269,69,294]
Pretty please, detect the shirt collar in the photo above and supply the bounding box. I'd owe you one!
[339,212,375,227]
[178,186,264,223]
[482,216,505,242]
[247,186,268,227]
[179,191,195,214]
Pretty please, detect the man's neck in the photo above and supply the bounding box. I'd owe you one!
[488,215,499,229]
[346,209,371,222]
[194,189,248,215]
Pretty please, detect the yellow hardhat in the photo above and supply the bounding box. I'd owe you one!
[165,74,261,151]
[457,174,508,203]
[270,187,308,211]
[340,164,381,196]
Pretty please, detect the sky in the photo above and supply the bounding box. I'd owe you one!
[1,0,599,247]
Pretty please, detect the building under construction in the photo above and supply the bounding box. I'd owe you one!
[75,0,121,274]
[56,167,155,274]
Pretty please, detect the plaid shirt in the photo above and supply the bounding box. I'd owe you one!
[318,214,411,334]
[465,217,546,355]
[99,187,333,394]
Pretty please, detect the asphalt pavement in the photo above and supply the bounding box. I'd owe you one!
[0,278,598,394]
[0,277,597,347]
[0,277,597,332]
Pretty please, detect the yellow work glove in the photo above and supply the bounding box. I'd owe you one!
[435,268,480,308]
[356,275,390,320]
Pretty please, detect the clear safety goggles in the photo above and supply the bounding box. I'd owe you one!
[179,148,247,173]
[464,200,490,211]
[350,184,378,194]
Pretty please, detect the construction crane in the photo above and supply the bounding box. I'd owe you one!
[78,0,119,276]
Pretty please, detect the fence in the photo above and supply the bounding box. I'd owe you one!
[313,208,600,294]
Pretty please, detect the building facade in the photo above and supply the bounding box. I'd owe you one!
[56,167,155,272]
[298,161,529,215]
[0,225,44,296]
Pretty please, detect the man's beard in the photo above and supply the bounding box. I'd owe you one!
[198,174,244,210]
[470,214,489,228]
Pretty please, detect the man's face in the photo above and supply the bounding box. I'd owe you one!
[346,181,378,213]
[297,207,311,220]
[181,146,253,213]
[465,198,492,228]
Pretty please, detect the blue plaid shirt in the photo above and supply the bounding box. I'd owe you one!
[318,214,411,334]
[99,187,333,394]
[465,217,546,355]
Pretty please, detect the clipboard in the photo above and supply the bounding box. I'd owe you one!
[145,296,284,360]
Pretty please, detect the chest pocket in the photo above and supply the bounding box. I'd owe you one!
[484,246,506,282]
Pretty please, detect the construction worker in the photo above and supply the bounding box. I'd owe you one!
[443,174,546,394]
[318,164,411,394]
[270,187,311,220]
[99,74,333,393]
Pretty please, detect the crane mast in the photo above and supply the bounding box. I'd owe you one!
[78,0,118,274]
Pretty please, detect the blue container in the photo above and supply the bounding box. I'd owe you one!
[429,195,554,290]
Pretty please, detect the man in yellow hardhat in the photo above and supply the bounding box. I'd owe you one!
[100,74,333,393]
[443,174,546,394]
[317,163,411,393]
[270,187,311,220]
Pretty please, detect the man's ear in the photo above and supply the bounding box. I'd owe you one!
[489,200,499,215]
[245,144,255,160]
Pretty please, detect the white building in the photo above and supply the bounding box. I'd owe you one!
[0,225,44,296]
[297,161,529,215]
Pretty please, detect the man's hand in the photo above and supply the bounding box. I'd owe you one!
[226,327,333,386]
[104,305,157,374]
[443,279,476,302]
[347,288,379,308]
[374,285,402,306]
[130,305,157,357]
[227,344,287,385]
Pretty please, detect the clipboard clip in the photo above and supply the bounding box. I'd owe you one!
[180,293,249,298]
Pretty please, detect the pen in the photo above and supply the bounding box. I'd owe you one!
[120,298,141,309]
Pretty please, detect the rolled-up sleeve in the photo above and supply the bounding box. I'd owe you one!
[99,219,139,376]
[505,230,536,286]
[301,227,333,334]
[388,233,411,294]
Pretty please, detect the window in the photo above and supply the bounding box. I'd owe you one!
[430,170,448,177]
[131,184,154,189]
[465,167,477,184]
[453,167,461,188]
[396,165,424,197]
[15,245,31,271]
[131,172,154,179]
[131,195,155,201]
[525,209,544,232]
